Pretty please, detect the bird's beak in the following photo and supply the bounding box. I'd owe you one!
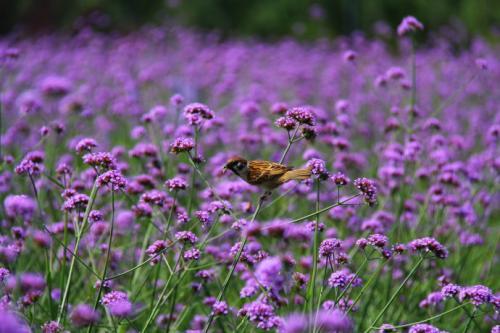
[222,165,228,174]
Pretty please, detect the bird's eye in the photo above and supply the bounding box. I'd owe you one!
[236,162,245,169]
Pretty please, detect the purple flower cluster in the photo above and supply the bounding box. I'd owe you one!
[165,177,188,191]
[96,170,127,190]
[408,237,448,259]
[170,137,194,154]
[397,16,424,36]
[354,178,378,206]
[286,107,316,126]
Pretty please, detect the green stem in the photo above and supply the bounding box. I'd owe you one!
[462,308,476,333]
[202,198,264,333]
[279,125,300,164]
[373,302,470,330]
[88,189,115,333]
[45,249,55,318]
[306,179,321,312]
[364,256,424,332]
[57,181,99,323]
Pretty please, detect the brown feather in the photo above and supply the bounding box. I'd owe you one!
[278,167,312,184]
[247,160,291,185]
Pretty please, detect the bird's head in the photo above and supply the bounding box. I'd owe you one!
[223,156,248,177]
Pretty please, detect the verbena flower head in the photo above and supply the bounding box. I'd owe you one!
[458,285,493,306]
[4,195,36,221]
[102,291,132,317]
[307,158,329,179]
[331,172,350,186]
[83,152,116,170]
[75,138,98,154]
[286,107,316,126]
[408,323,446,333]
[408,237,448,259]
[397,16,424,36]
[170,137,195,154]
[70,304,99,327]
[441,283,461,298]
[315,309,353,333]
[0,309,31,333]
[175,231,198,244]
[279,313,308,333]
[184,103,214,126]
[354,178,378,206]
[41,320,63,333]
[165,177,188,191]
[63,193,89,211]
[275,116,297,131]
[239,301,281,330]
[212,301,229,316]
[367,234,388,248]
[146,240,169,264]
[319,238,342,258]
[97,170,127,190]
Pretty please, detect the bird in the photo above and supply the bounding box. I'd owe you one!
[223,156,311,199]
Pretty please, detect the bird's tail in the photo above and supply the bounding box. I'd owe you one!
[279,166,312,183]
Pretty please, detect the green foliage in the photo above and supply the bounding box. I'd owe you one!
[1,0,500,40]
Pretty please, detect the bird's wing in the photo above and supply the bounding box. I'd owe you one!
[247,160,291,184]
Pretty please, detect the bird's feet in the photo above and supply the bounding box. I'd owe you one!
[259,191,272,203]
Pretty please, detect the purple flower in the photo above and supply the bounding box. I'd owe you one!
[20,272,46,292]
[102,291,132,317]
[279,313,308,333]
[315,309,353,333]
[195,210,212,226]
[42,320,63,333]
[331,172,350,186]
[328,270,349,289]
[146,240,169,264]
[75,138,98,154]
[170,94,184,106]
[408,237,448,259]
[286,107,316,126]
[183,248,201,261]
[458,285,493,306]
[307,158,328,179]
[239,301,281,331]
[354,178,378,205]
[165,177,188,191]
[275,116,297,130]
[4,195,36,221]
[379,324,396,332]
[212,301,229,316]
[83,152,116,170]
[108,301,132,317]
[0,268,10,281]
[63,193,89,211]
[40,76,71,96]
[0,309,31,333]
[175,231,199,244]
[15,152,45,176]
[255,256,283,291]
[397,16,424,36]
[170,137,195,154]
[441,283,461,298]
[408,324,445,333]
[96,170,127,190]
[367,234,388,248]
[184,103,214,119]
[319,238,342,258]
[70,304,99,327]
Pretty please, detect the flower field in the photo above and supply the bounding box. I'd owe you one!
[0,17,498,332]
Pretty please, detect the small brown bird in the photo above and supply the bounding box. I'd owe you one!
[223,156,311,194]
